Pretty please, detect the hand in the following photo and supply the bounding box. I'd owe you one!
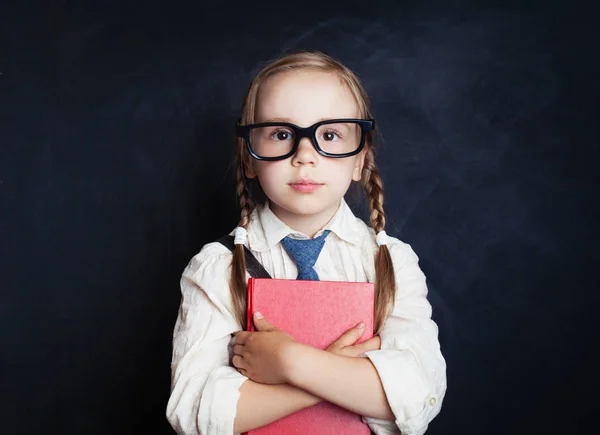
[232,312,297,384]
[326,323,381,357]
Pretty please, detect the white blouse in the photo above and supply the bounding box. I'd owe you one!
[166,199,447,435]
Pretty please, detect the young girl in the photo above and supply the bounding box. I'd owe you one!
[166,51,446,435]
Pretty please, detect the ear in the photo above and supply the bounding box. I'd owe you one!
[351,147,367,181]
[243,154,257,179]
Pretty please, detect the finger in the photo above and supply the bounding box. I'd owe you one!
[233,344,245,356]
[253,312,275,332]
[351,335,381,354]
[235,331,250,345]
[232,355,246,370]
[326,322,366,351]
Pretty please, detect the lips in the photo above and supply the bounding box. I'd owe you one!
[289,179,324,193]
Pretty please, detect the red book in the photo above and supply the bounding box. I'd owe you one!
[244,277,375,435]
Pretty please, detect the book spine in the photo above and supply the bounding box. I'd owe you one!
[246,278,254,332]
[244,278,253,435]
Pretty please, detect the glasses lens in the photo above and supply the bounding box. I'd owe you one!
[249,125,296,158]
[316,122,361,155]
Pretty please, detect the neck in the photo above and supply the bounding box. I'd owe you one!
[268,200,341,238]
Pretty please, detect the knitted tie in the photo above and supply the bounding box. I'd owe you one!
[280,230,331,281]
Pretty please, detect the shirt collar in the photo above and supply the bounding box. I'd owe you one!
[246,198,363,252]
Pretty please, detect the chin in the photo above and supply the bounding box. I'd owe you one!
[273,196,339,217]
[278,203,320,216]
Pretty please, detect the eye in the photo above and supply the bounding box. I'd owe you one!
[270,129,294,141]
[322,130,341,141]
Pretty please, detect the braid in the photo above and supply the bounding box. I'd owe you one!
[236,162,255,228]
[229,160,255,328]
[362,149,396,333]
[362,149,386,233]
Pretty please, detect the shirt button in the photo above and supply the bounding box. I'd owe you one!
[429,397,437,406]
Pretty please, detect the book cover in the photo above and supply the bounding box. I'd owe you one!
[244,277,375,435]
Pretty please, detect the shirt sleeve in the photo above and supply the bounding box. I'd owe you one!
[166,242,248,435]
[364,239,447,435]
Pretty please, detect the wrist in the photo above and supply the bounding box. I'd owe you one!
[280,341,307,384]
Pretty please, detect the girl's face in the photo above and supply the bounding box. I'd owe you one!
[248,70,366,233]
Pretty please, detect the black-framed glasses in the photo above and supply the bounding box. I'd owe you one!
[236,118,375,161]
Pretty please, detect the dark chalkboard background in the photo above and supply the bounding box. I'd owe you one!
[1,0,598,434]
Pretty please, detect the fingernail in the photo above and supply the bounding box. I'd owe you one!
[356,322,365,329]
[254,312,263,319]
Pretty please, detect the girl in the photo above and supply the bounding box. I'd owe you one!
[166,51,447,435]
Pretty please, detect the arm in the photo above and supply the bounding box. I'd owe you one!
[362,240,447,435]
[234,320,382,433]
[283,343,394,420]
[234,314,392,421]
[233,380,321,434]
[167,244,324,435]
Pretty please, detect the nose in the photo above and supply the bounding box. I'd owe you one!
[291,137,318,166]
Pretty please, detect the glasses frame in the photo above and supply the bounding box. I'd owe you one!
[236,118,376,161]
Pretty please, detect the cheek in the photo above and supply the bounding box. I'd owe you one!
[323,160,360,187]
[254,161,273,179]
[254,162,285,189]
[328,158,359,175]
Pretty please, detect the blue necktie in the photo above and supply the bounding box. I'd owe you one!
[281,230,331,281]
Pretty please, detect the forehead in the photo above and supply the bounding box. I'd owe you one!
[255,70,359,125]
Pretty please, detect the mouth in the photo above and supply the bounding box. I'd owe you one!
[288,179,324,193]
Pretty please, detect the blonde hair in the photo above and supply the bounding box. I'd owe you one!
[231,51,396,333]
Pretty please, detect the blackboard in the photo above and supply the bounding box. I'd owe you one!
[1,1,598,434]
